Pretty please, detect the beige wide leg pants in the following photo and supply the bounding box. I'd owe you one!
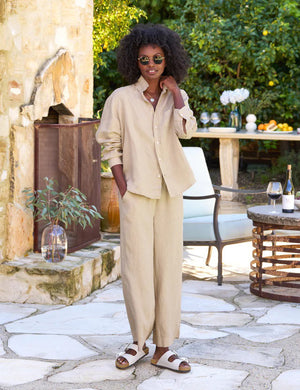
[119,183,183,350]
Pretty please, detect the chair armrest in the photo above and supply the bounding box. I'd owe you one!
[183,193,222,242]
[213,185,266,194]
[183,193,219,201]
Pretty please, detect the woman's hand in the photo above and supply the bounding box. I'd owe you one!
[111,164,127,197]
[120,187,127,198]
[159,76,179,94]
[160,76,185,110]
[160,76,187,133]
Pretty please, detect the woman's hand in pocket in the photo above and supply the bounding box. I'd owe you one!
[111,164,127,198]
[120,187,127,198]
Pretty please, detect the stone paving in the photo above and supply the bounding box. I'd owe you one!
[0,240,299,390]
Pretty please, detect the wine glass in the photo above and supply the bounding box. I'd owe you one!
[210,112,221,126]
[200,112,210,129]
[267,181,282,213]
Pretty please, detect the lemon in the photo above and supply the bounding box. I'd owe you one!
[268,81,274,86]
[288,126,293,131]
[263,30,269,36]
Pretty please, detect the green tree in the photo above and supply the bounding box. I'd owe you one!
[168,0,300,127]
[132,0,183,23]
[93,0,146,116]
[93,0,145,66]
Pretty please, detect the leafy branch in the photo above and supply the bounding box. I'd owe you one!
[240,91,278,116]
[23,178,102,229]
[93,0,146,67]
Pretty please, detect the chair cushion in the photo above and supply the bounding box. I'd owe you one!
[183,147,215,218]
[183,213,253,242]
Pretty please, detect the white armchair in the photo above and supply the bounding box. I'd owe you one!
[183,147,265,285]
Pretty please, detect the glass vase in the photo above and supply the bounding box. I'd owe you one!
[41,224,67,263]
[228,107,242,130]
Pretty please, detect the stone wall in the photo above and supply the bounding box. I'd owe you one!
[0,242,121,305]
[0,0,94,261]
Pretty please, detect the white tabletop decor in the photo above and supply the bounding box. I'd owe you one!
[220,88,250,130]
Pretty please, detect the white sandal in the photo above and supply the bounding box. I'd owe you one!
[151,350,191,373]
[115,343,149,370]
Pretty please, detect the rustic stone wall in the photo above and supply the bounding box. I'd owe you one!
[0,0,94,261]
[0,242,121,305]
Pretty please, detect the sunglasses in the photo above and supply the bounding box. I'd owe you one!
[137,54,165,65]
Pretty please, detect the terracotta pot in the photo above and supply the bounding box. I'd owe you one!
[100,172,120,233]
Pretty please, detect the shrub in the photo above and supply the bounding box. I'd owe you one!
[259,150,300,188]
[168,0,300,128]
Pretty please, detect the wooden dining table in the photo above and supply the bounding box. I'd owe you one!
[192,129,300,200]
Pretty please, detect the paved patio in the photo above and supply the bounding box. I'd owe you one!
[0,202,299,389]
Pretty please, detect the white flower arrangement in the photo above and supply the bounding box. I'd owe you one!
[220,88,249,106]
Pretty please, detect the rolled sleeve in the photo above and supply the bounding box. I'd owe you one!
[173,91,197,138]
[95,92,123,167]
[108,156,123,168]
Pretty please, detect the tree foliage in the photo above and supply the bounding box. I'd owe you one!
[93,0,300,129]
[93,0,146,67]
[168,0,300,127]
[93,0,146,116]
[132,0,183,23]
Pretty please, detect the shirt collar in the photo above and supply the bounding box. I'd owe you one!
[135,75,168,94]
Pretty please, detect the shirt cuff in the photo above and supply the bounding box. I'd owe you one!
[108,157,123,168]
[175,105,194,120]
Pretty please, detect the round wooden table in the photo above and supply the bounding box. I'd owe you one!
[247,205,300,302]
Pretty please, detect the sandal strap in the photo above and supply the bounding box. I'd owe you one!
[125,343,139,353]
[116,343,146,366]
[155,350,189,370]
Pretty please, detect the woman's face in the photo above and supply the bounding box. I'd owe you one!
[137,45,166,83]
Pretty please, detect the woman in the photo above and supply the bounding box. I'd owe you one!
[96,23,197,373]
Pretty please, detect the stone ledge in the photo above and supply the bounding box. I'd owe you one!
[0,241,120,305]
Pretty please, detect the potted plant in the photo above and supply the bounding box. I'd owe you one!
[100,148,120,233]
[241,91,276,117]
[23,177,102,263]
[242,92,278,132]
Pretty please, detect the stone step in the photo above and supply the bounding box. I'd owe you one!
[0,241,120,305]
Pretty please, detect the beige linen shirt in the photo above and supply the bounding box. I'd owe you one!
[96,76,197,198]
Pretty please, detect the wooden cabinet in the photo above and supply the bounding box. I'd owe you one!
[34,119,101,252]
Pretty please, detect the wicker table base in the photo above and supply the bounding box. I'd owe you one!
[247,206,300,303]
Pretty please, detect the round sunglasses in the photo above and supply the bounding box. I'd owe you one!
[137,54,165,66]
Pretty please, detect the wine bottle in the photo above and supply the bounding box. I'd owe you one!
[282,164,294,213]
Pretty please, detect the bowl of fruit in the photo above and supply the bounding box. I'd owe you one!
[257,120,293,133]
[295,191,300,210]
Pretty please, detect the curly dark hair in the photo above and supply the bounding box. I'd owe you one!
[117,24,190,84]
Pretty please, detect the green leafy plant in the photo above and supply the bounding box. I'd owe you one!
[93,2,146,113]
[259,150,300,188]
[23,178,102,229]
[244,195,254,204]
[93,0,146,68]
[168,0,300,129]
[101,155,111,173]
[241,92,278,116]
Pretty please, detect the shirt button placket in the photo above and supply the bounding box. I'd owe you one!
[153,123,163,186]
